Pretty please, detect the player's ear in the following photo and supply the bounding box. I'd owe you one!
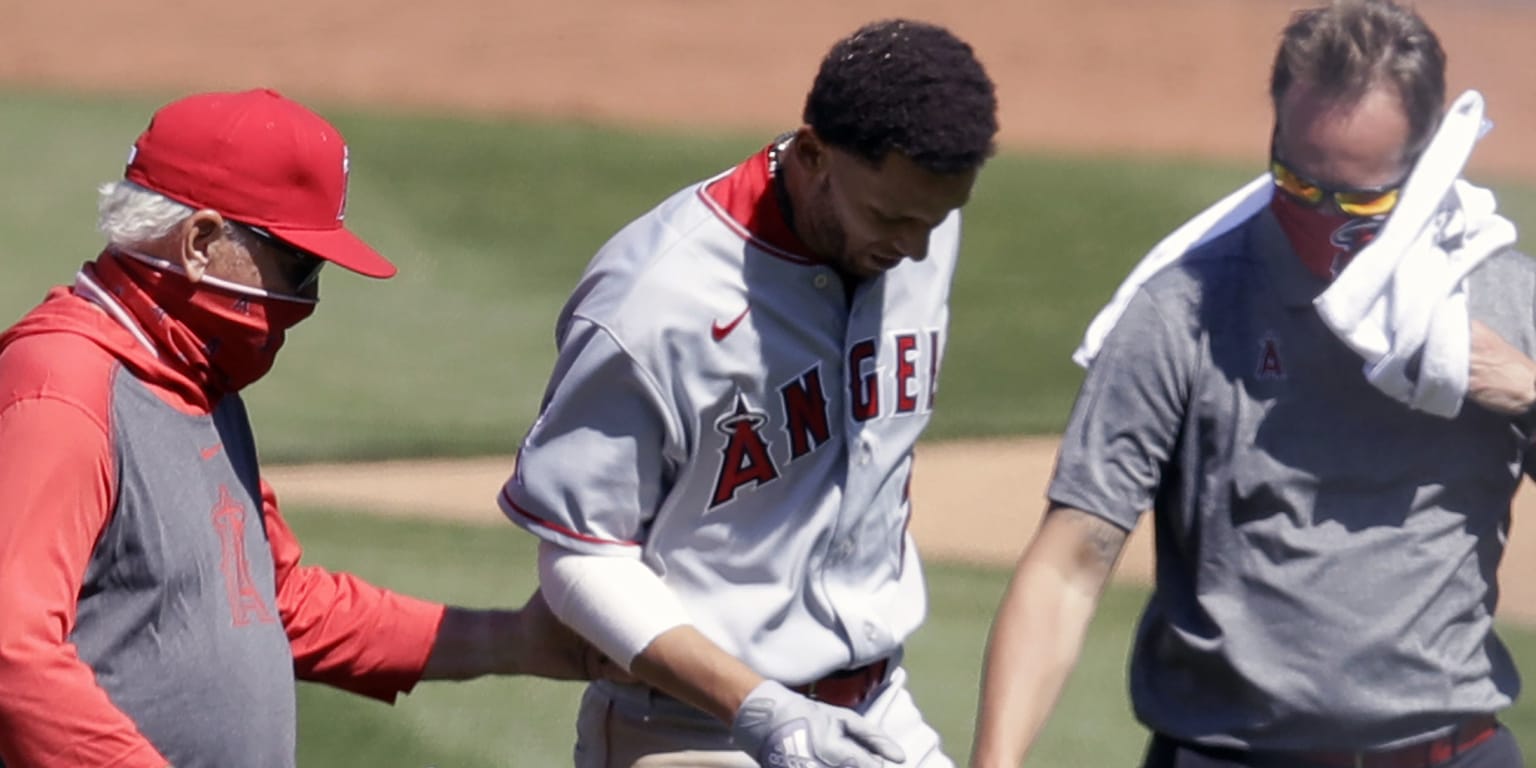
[793,125,827,174]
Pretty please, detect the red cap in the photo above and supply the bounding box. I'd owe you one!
[124,89,395,279]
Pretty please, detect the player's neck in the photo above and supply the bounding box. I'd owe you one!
[768,134,800,242]
[773,133,866,291]
[773,137,833,272]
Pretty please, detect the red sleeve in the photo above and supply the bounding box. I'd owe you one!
[264,480,447,702]
[0,395,167,768]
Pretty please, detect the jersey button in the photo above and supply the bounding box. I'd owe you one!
[813,273,830,289]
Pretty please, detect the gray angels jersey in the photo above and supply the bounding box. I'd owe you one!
[501,150,959,683]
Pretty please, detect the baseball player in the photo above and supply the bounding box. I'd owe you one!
[498,19,998,768]
[972,2,1531,767]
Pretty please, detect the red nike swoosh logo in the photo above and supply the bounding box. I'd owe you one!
[200,444,223,460]
[711,307,750,342]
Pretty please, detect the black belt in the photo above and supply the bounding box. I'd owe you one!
[1298,717,1500,768]
[1160,717,1501,768]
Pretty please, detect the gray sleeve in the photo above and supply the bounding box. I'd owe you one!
[1048,286,1194,530]
[500,317,679,556]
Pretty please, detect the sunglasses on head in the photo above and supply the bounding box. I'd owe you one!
[241,224,326,293]
[1268,135,1412,218]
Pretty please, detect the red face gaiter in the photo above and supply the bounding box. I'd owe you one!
[85,250,316,395]
[1270,193,1387,281]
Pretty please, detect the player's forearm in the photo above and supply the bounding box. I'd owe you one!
[538,542,761,720]
[969,556,1101,767]
[630,625,765,723]
[971,504,1125,768]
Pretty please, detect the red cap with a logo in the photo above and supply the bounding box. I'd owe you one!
[125,88,395,279]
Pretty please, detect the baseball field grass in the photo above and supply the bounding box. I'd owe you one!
[6,88,1536,461]
[286,506,1536,766]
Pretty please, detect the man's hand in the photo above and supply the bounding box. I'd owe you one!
[730,680,905,767]
[420,590,630,682]
[511,589,631,681]
[1467,320,1536,416]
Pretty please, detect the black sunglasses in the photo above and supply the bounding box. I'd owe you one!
[241,224,326,293]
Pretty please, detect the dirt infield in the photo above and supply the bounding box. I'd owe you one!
[260,436,1140,582]
[261,437,1536,624]
[7,0,1536,618]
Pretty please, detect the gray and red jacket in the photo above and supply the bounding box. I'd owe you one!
[0,284,445,767]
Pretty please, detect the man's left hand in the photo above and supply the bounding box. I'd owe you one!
[508,589,633,681]
[1467,320,1536,416]
[421,591,631,682]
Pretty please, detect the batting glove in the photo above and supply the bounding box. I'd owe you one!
[730,680,907,767]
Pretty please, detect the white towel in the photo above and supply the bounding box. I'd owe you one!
[1071,173,1273,368]
[1314,89,1516,418]
[1073,89,1517,420]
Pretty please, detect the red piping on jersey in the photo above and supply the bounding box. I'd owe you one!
[699,145,818,266]
[500,487,642,548]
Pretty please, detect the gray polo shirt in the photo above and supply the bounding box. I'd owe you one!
[1050,208,1530,751]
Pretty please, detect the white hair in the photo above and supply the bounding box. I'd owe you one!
[96,180,196,248]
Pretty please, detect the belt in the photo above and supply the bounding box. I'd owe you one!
[1296,717,1501,768]
[790,659,889,709]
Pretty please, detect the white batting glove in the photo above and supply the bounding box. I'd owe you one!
[730,680,907,767]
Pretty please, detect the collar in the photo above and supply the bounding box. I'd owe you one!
[698,139,817,264]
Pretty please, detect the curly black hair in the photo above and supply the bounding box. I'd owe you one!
[803,19,998,174]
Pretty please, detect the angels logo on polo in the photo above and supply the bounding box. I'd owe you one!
[1256,332,1286,380]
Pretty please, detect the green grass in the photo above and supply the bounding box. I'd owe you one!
[5,88,1536,460]
[286,508,1536,767]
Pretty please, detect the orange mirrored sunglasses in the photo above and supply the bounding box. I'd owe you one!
[1269,157,1406,217]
